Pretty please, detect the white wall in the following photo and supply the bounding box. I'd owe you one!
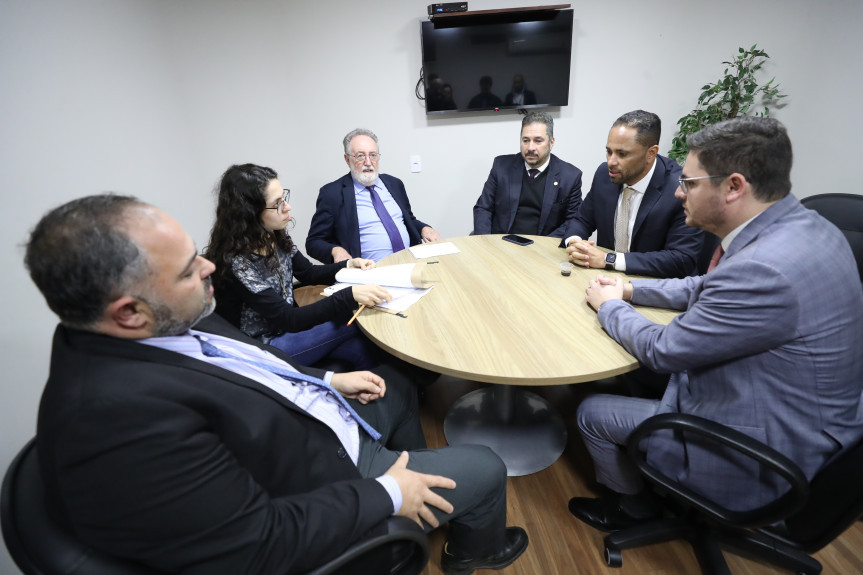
[2,0,861,571]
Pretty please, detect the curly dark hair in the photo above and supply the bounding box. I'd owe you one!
[203,163,294,291]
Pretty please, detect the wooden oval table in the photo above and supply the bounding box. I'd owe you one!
[357,235,679,475]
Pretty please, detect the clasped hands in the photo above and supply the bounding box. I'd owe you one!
[565,238,606,269]
[585,274,632,312]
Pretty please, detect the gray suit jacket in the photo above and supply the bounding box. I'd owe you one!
[598,194,863,510]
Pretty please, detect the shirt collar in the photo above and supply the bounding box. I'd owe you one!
[524,156,551,174]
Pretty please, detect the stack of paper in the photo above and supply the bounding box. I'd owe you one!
[323,263,434,313]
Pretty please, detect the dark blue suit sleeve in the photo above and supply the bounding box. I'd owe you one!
[306,184,340,263]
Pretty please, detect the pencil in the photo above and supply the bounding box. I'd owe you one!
[346,305,366,326]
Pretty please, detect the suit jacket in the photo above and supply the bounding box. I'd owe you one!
[504,90,537,106]
[562,155,703,278]
[306,173,430,263]
[473,153,583,238]
[37,313,394,575]
[598,194,863,510]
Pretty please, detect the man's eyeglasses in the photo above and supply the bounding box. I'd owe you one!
[348,152,381,164]
[678,175,728,195]
[264,189,291,211]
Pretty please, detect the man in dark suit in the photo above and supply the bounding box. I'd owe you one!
[473,111,583,238]
[503,74,537,107]
[307,128,441,263]
[568,117,863,532]
[26,195,528,575]
[562,110,704,278]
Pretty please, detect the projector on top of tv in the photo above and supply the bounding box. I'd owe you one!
[428,2,468,16]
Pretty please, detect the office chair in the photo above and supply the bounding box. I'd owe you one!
[2,438,429,575]
[602,413,863,574]
[801,193,863,283]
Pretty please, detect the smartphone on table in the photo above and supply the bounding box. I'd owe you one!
[502,234,534,246]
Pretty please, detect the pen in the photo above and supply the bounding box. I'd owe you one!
[427,261,440,264]
[346,305,366,326]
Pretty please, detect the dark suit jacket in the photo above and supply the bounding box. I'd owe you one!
[473,153,583,238]
[37,313,393,575]
[561,155,703,278]
[306,173,431,263]
[504,90,537,106]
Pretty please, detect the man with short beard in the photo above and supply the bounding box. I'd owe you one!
[473,111,583,238]
[307,128,441,263]
[561,110,704,279]
[26,194,528,575]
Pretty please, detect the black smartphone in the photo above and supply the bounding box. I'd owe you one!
[502,234,534,246]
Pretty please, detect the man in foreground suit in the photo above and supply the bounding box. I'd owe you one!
[567,117,863,532]
[473,111,583,238]
[26,194,527,575]
[562,110,703,278]
[307,128,441,263]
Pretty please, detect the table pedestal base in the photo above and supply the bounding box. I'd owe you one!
[443,386,567,476]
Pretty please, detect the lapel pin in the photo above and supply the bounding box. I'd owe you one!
[554,181,559,186]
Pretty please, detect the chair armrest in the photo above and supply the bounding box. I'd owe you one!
[302,516,429,575]
[627,413,809,528]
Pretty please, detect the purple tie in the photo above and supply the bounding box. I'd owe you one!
[528,168,539,180]
[366,186,405,252]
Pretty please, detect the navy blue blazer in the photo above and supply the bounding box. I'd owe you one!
[473,153,583,238]
[306,173,430,263]
[561,155,703,278]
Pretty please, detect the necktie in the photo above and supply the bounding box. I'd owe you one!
[366,186,405,252]
[195,336,381,440]
[528,168,539,180]
[707,245,725,272]
[615,186,636,252]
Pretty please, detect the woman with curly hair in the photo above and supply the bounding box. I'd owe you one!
[204,163,392,369]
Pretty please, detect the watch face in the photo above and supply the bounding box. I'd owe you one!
[606,253,616,264]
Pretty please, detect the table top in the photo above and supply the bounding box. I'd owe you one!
[356,235,679,385]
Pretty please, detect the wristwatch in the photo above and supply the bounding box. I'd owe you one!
[604,252,617,270]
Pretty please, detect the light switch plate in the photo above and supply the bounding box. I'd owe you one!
[409,155,422,173]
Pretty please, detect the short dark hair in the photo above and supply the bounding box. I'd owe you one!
[24,194,150,329]
[522,111,554,139]
[687,116,792,202]
[612,110,661,148]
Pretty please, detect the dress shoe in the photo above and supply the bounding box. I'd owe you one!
[440,526,529,575]
[568,495,660,532]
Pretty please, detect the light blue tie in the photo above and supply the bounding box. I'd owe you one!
[195,336,381,440]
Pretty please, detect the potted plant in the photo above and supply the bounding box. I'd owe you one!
[669,44,787,164]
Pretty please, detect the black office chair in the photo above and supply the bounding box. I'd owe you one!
[601,413,863,574]
[2,438,429,575]
[801,193,863,284]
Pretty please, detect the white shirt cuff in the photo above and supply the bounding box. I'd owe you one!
[376,474,402,514]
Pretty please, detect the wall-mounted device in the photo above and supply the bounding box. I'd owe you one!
[428,3,468,16]
[420,8,574,115]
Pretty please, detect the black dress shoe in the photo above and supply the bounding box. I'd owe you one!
[568,495,660,532]
[440,526,529,575]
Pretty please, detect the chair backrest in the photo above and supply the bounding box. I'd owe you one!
[1,438,164,575]
[801,193,863,283]
[783,435,863,552]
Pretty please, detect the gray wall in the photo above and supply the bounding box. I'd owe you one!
[2,0,861,571]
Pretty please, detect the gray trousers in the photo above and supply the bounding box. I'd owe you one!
[577,393,663,494]
[352,367,508,557]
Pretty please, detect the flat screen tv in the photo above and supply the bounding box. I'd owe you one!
[420,9,574,114]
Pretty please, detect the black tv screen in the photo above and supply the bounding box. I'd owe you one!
[420,9,574,114]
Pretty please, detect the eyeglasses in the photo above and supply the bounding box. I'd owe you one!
[348,152,381,164]
[264,189,291,211]
[678,175,728,195]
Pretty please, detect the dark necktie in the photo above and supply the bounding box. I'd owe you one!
[366,186,405,252]
[195,336,381,440]
[528,168,539,180]
[707,245,725,273]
